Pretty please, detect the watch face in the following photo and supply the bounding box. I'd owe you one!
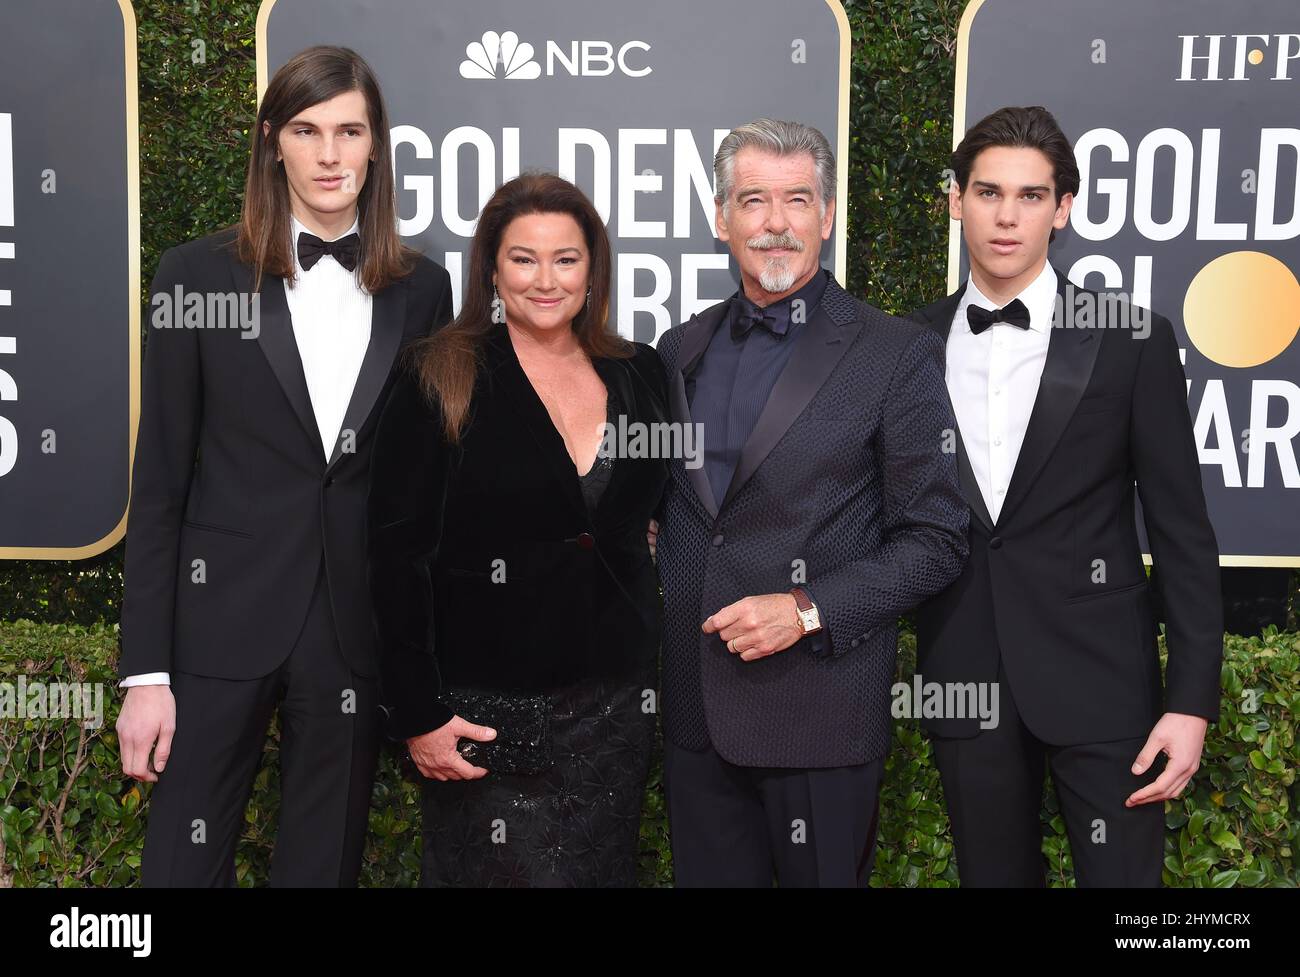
[798,609,818,631]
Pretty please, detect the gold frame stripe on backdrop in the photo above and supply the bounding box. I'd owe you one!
[1,0,140,559]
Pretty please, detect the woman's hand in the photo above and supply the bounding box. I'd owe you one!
[407,715,497,781]
[647,518,659,559]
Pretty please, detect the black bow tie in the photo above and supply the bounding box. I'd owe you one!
[297,231,360,272]
[731,307,787,341]
[966,298,1031,335]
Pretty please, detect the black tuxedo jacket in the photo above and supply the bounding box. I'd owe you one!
[910,268,1222,741]
[656,277,970,768]
[118,227,452,681]
[367,326,671,741]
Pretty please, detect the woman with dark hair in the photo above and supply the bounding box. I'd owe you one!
[116,45,452,886]
[368,172,670,887]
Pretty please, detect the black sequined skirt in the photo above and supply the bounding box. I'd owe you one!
[418,669,656,887]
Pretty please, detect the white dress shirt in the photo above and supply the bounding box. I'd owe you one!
[122,215,373,689]
[944,259,1058,524]
[283,214,373,461]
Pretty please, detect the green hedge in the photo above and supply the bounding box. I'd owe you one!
[3,618,1295,887]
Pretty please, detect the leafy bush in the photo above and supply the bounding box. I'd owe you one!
[4,619,1295,887]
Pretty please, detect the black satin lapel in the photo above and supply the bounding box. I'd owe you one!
[997,281,1102,523]
[485,329,589,522]
[924,282,990,530]
[232,261,325,460]
[680,302,727,377]
[953,420,994,532]
[668,370,717,522]
[669,306,729,521]
[326,280,406,469]
[915,284,967,338]
[719,302,862,512]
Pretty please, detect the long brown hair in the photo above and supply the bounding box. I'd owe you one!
[412,172,630,443]
[234,45,418,292]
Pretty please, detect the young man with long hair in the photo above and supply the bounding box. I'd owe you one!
[116,46,452,887]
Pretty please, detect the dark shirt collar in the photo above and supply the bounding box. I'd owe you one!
[729,267,830,339]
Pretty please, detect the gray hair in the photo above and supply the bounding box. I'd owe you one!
[714,118,836,216]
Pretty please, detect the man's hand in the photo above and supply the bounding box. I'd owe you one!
[647,518,659,559]
[1126,712,1209,807]
[407,715,496,781]
[703,594,803,662]
[117,685,177,783]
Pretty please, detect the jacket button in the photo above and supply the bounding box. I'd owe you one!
[576,532,594,549]
[711,534,724,547]
[324,475,334,487]
[850,638,860,649]
[989,536,1002,549]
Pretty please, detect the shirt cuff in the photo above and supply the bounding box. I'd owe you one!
[120,672,171,688]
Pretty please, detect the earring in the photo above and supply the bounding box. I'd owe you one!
[491,284,505,324]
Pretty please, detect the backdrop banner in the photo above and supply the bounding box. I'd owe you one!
[955,0,1300,565]
[0,0,138,558]
[257,0,850,345]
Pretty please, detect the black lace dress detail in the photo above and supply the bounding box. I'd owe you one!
[418,383,655,888]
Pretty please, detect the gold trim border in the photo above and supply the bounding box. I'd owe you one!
[947,0,986,294]
[256,0,275,99]
[827,0,849,286]
[1,0,140,560]
[948,0,1299,568]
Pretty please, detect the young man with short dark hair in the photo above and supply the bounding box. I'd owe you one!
[911,105,1222,887]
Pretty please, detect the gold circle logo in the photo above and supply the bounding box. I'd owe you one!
[1184,251,1300,368]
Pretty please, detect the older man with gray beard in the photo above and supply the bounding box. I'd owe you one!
[653,119,969,886]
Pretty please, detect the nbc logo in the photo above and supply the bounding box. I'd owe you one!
[460,31,540,80]
[458,30,652,79]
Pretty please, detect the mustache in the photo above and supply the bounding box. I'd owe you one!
[746,232,804,253]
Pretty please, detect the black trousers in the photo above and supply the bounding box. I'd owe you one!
[141,555,381,887]
[664,738,884,887]
[929,660,1165,888]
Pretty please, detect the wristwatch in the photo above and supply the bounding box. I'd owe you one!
[790,586,823,635]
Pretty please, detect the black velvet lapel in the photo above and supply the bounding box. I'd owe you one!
[483,325,591,524]
[590,351,644,522]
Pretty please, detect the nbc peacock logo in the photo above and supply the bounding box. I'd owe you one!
[459,30,541,80]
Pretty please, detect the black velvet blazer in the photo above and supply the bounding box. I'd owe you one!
[367,324,671,740]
